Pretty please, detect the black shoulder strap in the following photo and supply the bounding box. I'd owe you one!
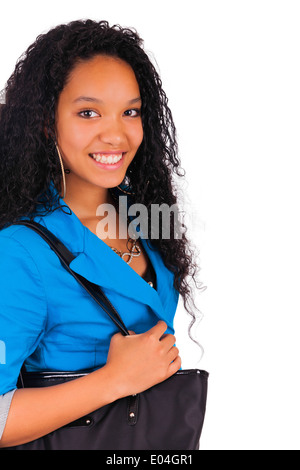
[12,220,129,336]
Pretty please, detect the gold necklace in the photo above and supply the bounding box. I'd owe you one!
[110,237,141,265]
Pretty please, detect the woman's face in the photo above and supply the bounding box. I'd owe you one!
[55,55,143,192]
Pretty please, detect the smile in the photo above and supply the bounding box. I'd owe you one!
[89,153,123,164]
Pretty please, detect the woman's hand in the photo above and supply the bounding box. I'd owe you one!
[105,321,181,397]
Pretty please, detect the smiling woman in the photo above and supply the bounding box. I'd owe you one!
[0,19,206,450]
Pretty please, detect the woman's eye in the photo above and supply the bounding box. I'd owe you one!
[124,108,141,117]
[79,110,99,118]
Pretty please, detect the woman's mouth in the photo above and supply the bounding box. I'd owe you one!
[89,152,125,170]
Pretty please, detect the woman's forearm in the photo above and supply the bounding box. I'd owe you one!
[0,365,119,448]
[0,322,180,448]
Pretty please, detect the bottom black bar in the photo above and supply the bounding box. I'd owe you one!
[8,450,203,465]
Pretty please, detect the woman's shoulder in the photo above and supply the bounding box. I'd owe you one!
[0,222,55,269]
[0,223,44,250]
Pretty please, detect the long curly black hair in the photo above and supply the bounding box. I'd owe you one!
[0,19,204,336]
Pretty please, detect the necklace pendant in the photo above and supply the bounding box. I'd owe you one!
[120,251,133,264]
[109,238,141,264]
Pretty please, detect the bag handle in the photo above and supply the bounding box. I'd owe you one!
[12,221,130,337]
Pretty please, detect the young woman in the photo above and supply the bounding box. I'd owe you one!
[0,20,202,448]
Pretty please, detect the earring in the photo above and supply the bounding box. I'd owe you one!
[55,142,67,199]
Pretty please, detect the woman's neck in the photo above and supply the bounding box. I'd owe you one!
[62,175,116,222]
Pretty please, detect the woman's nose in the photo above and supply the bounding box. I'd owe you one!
[97,118,127,147]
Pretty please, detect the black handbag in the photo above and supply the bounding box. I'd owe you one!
[3,221,208,450]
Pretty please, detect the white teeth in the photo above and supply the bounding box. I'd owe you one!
[90,153,123,164]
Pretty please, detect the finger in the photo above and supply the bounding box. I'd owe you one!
[128,330,136,335]
[111,331,123,340]
[167,355,181,376]
[147,321,168,339]
[167,346,179,363]
[160,334,176,351]
[109,331,124,346]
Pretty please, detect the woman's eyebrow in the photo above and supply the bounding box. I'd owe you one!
[73,96,141,105]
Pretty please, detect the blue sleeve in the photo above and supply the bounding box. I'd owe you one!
[0,235,47,394]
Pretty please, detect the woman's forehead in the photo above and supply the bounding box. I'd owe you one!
[61,55,140,103]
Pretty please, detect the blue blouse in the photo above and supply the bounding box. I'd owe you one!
[0,186,179,396]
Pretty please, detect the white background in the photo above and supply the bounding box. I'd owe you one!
[1,0,300,450]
